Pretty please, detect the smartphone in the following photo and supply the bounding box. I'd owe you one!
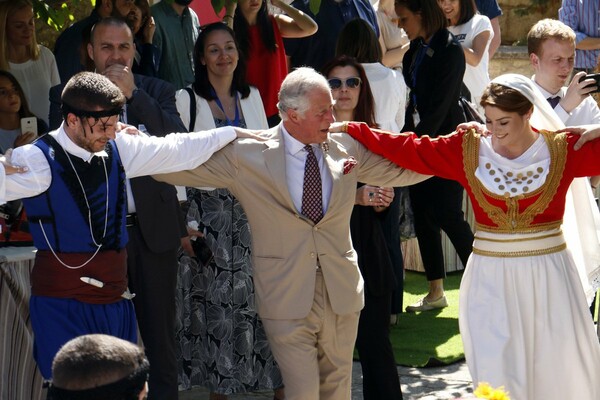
[578,73,600,93]
[20,117,37,136]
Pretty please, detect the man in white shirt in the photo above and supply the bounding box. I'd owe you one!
[528,18,600,317]
[0,71,249,382]
[528,18,600,126]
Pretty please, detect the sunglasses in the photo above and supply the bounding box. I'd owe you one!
[327,77,362,90]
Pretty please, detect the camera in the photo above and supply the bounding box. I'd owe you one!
[578,73,600,93]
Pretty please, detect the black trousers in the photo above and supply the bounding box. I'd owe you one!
[409,177,473,281]
[381,188,405,314]
[356,290,403,400]
[127,226,179,400]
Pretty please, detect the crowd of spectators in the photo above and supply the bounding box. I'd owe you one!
[4,0,600,399]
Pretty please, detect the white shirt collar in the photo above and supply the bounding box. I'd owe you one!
[53,122,109,163]
[280,123,330,157]
[281,123,312,157]
[531,75,565,98]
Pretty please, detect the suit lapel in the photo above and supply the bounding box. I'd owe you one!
[263,127,298,213]
[321,139,346,222]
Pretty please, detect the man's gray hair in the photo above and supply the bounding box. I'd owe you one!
[277,67,331,120]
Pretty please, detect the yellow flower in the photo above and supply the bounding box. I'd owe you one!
[474,382,510,400]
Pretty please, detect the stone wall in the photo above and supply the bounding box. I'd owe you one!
[489,45,531,79]
[498,0,562,45]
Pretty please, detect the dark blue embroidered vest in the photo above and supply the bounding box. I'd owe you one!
[23,135,128,252]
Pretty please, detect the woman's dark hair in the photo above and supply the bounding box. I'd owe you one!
[133,0,151,42]
[395,0,447,40]
[480,83,533,116]
[0,69,34,119]
[234,0,276,60]
[335,19,382,63]
[192,23,250,100]
[321,56,378,128]
[454,0,477,26]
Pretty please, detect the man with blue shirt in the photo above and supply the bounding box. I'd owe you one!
[559,0,600,74]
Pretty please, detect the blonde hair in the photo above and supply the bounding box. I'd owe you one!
[0,0,40,70]
[527,18,576,57]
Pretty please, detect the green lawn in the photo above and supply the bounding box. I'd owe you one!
[389,270,465,366]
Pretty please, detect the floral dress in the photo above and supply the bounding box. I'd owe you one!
[175,118,283,394]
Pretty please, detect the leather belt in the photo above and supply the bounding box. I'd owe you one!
[126,213,138,227]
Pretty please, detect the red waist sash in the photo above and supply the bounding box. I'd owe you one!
[31,250,128,304]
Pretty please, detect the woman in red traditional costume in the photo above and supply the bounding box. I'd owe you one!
[338,73,600,400]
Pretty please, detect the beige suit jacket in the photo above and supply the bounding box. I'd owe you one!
[154,126,428,319]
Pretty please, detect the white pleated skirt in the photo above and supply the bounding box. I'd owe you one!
[459,229,600,400]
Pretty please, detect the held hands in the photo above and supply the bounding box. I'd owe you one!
[457,121,489,136]
[233,127,267,140]
[328,122,348,133]
[0,150,28,175]
[117,122,141,136]
[561,71,597,113]
[355,185,394,210]
[558,124,600,150]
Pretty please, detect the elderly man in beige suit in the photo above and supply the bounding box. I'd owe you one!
[154,67,428,399]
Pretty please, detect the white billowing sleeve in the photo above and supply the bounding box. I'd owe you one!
[0,145,52,203]
[116,126,236,178]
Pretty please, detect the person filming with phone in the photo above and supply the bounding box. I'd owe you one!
[528,19,600,127]
[0,70,45,153]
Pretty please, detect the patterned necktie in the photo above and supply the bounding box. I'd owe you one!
[547,96,560,109]
[302,144,323,223]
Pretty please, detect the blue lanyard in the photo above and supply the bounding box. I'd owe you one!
[211,88,240,127]
[410,41,429,110]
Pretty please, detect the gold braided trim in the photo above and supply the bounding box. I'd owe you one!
[474,231,563,243]
[474,221,563,233]
[472,243,567,257]
[462,130,568,232]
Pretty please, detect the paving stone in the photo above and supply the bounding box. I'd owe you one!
[178,360,473,399]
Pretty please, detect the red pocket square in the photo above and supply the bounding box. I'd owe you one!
[343,157,357,175]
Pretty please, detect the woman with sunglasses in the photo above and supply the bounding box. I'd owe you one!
[174,23,283,400]
[322,55,402,399]
[391,0,474,313]
[226,0,316,127]
[335,19,412,325]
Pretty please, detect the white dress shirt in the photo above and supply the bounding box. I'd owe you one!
[0,124,236,204]
[533,78,600,126]
[281,124,333,217]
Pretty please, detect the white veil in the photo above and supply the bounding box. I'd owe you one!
[492,74,600,303]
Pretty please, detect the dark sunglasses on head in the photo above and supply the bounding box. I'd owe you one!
[328,77,362,90]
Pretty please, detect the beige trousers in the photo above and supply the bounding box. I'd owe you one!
[261,270,360,400]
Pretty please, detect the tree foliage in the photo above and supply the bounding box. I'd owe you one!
[31,0,94,31]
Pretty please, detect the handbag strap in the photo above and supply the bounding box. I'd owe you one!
[184,87,196,132]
